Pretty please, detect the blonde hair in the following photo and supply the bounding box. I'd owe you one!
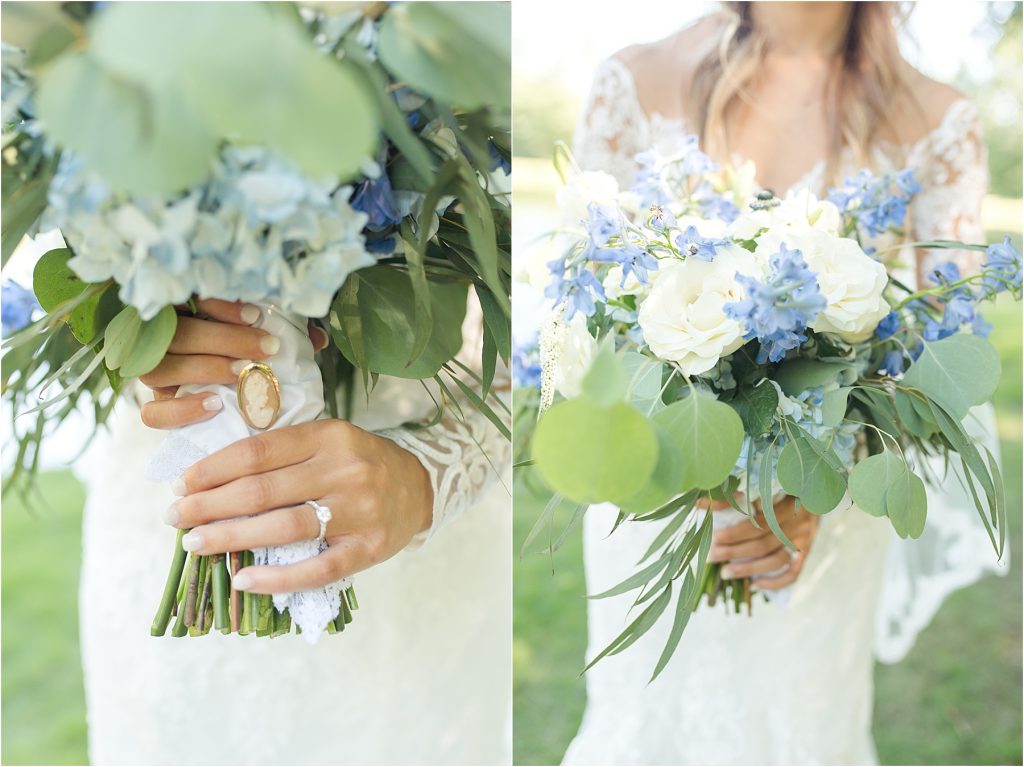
[689,2,919,185]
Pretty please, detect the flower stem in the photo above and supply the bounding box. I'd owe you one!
[211,554,230,633]
[229,552,242,633]
[197,561,213,633]
[151,529,188,637]
[184,553,202,627]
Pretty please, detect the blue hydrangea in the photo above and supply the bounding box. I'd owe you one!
[724,243,827,363]
[1,281,39,336]
[675,225,731,262]
[45,145,376,320]
[874,310,900,340]
[981,235,1022,294]
[827,168,920,237]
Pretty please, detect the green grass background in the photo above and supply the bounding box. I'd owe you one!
[513,295,1023,766]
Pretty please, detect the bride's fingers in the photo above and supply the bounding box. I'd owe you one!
[169,316,278,360]
[169,463,319,528]
[708,533,781,563]
[180,425,320,494]
[141,392,225,430]
[753,556,804,590]
[181,505,322,556]
[711,519,768,546]
[719,548,791,579]
[190,299,262,326]
[139,354,247,389]
[231,537,371,594]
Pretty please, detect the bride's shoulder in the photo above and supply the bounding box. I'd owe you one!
[891,62,975,147]
[607,16,723,120]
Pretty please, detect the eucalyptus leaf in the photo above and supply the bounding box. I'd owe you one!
[652,393,744,492]
[776,434,847,515]
[103,306,142,371]
[621,352,665,414]
[774,359,853,397]
[581,339,628,407]
[848,450,909,518]
[333,267,467,379]
[377,2,511,110]
[617,423,684,516]
[119,306,178,378]
[820,387,852,428]
[885,465,927,539]
[902,335,1001,419]
[894,390,938,438]
[533,399,658,506]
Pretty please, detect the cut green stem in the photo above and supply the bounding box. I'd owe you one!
[151,529,188,637]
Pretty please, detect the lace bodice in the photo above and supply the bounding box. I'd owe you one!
[574,57,989,285]
[574,56,1003,664]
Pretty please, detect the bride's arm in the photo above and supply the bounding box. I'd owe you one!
[375,293,510,549]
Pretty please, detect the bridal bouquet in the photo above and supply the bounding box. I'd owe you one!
[519,139,1020,678]
[2,2,511,640]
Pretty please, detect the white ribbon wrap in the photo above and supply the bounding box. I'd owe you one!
[145,303,349,642]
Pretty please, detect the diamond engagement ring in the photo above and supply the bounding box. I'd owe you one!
[306,500,332,544]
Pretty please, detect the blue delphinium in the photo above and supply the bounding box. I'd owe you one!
[828,168,920,237]
[724,243,827,363]
[545,257,606,320]
[879,349,905,377]
[692,181,739,224]
[488,140,511,175]
[981,235,1022,294]
[675,225,731,262]
[1,281,39,336]
[874,310,900,340]
[583,203,658,286]
[512,340,542,389]
[633,152,672,208]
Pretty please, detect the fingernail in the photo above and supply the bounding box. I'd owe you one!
[163,503,180,526]
[181,532,203,552]
[259,336,280,356]
[721,567,735,579]
[170,478,186,497]
[707,546,722,562]
[233,572,254,591]
[230,359,252,376]
[202,395,223,412]
[240,304,261,325]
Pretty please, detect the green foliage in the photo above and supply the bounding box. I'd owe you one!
[330,267,468,380]
[378,2,511,110]
[32,248,119,344]
[652,393,744,492]
[902,335,1001,420]
[729,379,778,436]
[34,2,378,195]
[532,399,658,505]
[776,432,848,515]
[580,338,628,406]
[849,450,927,538]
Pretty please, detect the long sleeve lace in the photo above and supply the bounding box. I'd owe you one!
[907,99,989,283]
[377,292,510,550]
[573,57,649,187]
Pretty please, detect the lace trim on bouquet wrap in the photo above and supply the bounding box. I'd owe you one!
[144,303,348,642]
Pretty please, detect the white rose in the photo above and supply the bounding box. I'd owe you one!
[556,170,620,223]
[758,228,889,343]
[515,237,564,292]
[553,311,598,398]
[730,188,841,240]
[638,247,763,375]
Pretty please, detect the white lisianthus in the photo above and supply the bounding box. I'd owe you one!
[638,247,763,375]
[730,188,842,240]
[516,237,564,292]
[553,311,598,398]
[556,170,620,223]
[758,227,890,343]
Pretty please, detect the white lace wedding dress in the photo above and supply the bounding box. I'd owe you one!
[561,57,1007,766]
[75,298,511,765]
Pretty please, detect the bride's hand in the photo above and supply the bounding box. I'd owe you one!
[137,299,329,429]
[705,495,819,590]
[163,420,433,592]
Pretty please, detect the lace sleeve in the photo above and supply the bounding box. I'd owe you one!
[874,99,1008,663]
[376,292,510,551]
[573,57,648,187]
[907,99,989,284]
